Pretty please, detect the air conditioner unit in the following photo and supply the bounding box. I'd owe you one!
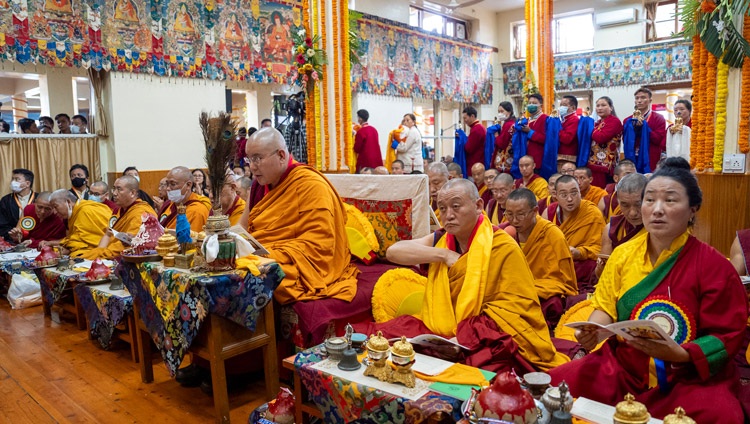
[595,8,637,28]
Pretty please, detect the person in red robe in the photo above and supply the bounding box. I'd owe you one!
[353,109,383,171]
[589,96,624,188]
[624,87,666,172]
[551,158,746,422]
[557,95,579,166]
[463,106,487,170]
[730,229,750,277]
[7,192,66,249]
[520,94,547,170]
[492,101,516,174]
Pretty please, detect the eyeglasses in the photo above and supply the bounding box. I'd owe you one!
[248,149,280,165]
[504,210,534,221]
[556,191,580,200]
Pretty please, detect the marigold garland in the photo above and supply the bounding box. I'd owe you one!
[332,0,342,171]
[690,35,703,169]
[703,51,718,171]
[713,59,729,170]
[313,0,323,169]
[342,0,355,172]
[740,17,750,155]
[320,0,330,170]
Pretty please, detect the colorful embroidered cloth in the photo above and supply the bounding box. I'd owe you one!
[0,251,38,275]
[294,345,462,423]
[119,260,283,376]
[74,283,133,349]
[36,268,82,306]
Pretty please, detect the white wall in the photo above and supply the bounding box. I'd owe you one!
[351,0,410,24]
[108,73,227,171]
[353,93,413,158]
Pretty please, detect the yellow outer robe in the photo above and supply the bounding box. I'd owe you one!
[225,196,246,226]
[61,200,113,258]
[521,218,578,300]
[81,200,156,260]
[583,185,608,207]
[518,175,549,200]
[247,165,359,304]
[427,226,569,371]
[159,192,212,232]
[554,200,605,260]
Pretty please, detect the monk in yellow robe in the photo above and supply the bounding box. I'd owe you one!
[487,173,513,225]
[598,159,636,219]
[575,167,607,207]
[542,175,605,292]
[158,166,211,232]
[48,190,111,258]
[219,179,246,226]
[537,173,560,215]
[514,155,548,200]
[426,162,449,222]
[241,128,359,304]
[506,188,577,326]
[471,162,487,198]
[366,179,568,372]
[82,176,157,260]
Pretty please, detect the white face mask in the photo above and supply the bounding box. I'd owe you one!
[558,106,569,116]
[10,180,23,193]
[134,175,140,182]
[167,188,184,203]
[70,125,80,134]
[66,203,73,219]
[496,113,508,121]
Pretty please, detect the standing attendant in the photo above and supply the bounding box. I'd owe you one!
[492,101,516,174]
[589,96,623,188]
[557,95,579,167]
[521,94,548,171]
[396,114,423,172]
[462,106,487,170]
[353,109,383,171]
[624,87,666,172]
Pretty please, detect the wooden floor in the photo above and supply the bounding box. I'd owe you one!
[0,300,268,423]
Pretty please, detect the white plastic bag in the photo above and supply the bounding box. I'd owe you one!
[7,272,42,309]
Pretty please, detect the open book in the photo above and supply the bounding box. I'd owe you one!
[389,334,469,350]
[229,225,269,256]
[564,319,680,349]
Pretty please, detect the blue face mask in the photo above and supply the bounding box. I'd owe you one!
[558,106,569,116]
[527,104,539,114]
[89,195,102,203]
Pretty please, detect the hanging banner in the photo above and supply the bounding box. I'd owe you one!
[502,40,692,96]
[351,13,494,104]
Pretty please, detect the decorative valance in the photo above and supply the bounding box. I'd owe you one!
[351,13,494,104]
[502,40,693,96]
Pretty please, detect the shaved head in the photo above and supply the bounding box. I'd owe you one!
[117,175,140,191]
[440,178,479,201]
[374,166,389,175]
[427,162,449,177]
[493,173,514,186]
[168,166,194,184]
[36,191,52,202]
[519,155,535,178]
[50,189,77,203]
[113,175,140,208]
[427,162,450,201]
[245,127,290,186]
[91,181,109,191]
[246,127,287,152]
[447,162,463,179]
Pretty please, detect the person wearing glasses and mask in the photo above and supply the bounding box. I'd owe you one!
[542,175,605,293]
[157,166,211,232]
[506,188,576,327]
[89,181,119,214]
[239,128,358,305]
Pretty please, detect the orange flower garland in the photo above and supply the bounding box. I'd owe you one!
[320,0,330,170]
[332,0,341,170]
[690,35,703,169]
[302,0,316,169]
[740,17,750,154]
[713,59,729,170]
[703,51,718,171]
[342,0,355,172]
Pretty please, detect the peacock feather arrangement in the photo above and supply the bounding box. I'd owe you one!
[199,111,237,213]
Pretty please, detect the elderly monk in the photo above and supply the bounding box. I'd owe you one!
[542,175,605,292]
[8,192,65,248]
[89,181,119,214]
[575,167,607,207]
[82,176,157,259]
[158,166,211,232]
[240,128,359,304]
[595,173,647,278]
[471,162,487,197]
[360,179,568,372]
[515,155,549,200]
[506,188,577,326]
[237,176,253,202]
[447,162,463,179]
[487,173,514,225]
[427,162,450,222]
[481,168,499,206]
[537,173,561,215]
[45,190,111,257]
[599,160,637,220]
[219,179,246,226]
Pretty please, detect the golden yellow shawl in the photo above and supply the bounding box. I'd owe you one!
[554,200,605,261]
[521,218,578,299]
[61,200,113,258]
[82,200,156,260]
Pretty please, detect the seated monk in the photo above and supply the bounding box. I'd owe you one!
[426,162,450,222]
[542,175,605,292]
[506,188,576,327]
[471,162,493,207]
[89,181,119,214]
[514,155,549,200]
[730,229,750,276]
[7,192,65,249]
[486,173,513,225]
[537,173,560,215]
[575,166,607,207]
[47,189,111,257]
[599,160,636,219]
[550,157,747,422]
[81,176,156,260]
[218,179,246,226]
[595,173,647,278]
[358,179,568,372]
[481,167,499,207]
[447,162,463,180]
[158,166,211,232]
[240,128,359,304]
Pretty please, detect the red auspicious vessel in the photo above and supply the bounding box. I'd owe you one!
[85,259,111,280]
[264,388,295,424]
[34,245,60,267]
[473,371,538,424]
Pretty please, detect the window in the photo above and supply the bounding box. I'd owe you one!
[650,0,679,40]
[409,6,467,40]
[554,12,594,53]
[512,22,527,60]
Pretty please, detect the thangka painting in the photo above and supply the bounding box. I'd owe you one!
[351,13,494,104]
[503,40,692,96]
[0,0,303,83]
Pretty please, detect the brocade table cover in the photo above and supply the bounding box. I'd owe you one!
[74,283,133,349]
[293,345,462,424]
[119,260,283,376]
[36,267,81,306]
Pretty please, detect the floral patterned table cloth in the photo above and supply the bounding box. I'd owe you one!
[293,345,463,424]
[74,282,133,349]
[119,260,283,376]
[36,267,82,307]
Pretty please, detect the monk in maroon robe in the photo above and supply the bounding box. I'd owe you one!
[8,192,66,249]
